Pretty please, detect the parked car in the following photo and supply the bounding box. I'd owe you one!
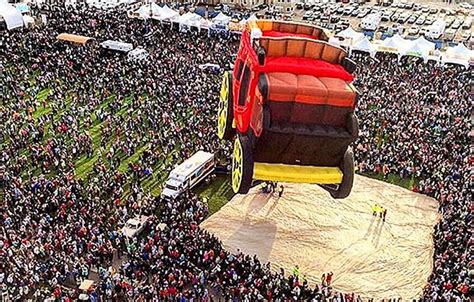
[398,13,411,24]
[330,15,340,23]
[340,18,350,26]
[408,25,419,36]
[425,16,435,25]
[441,8,455,15]
[295,2,303,9]
[358,9,369,18]
[378,24,389,32]
[343,6,355,15]
[415,16,425,25]
[429,8,438,14]
[444,28,457,41]
[407,15,417,24]
[381,10,393,21]
[462,18,472,30]
[351,9,360,17]
[445,17,454,28]
[419,26,428,36]
[452,20,462,30]
[303,11,312,20]
[404,2,414,9]
[413,3,422,11]
[461,30,471,41]
[390,12,400,22]
[421,5,429,13]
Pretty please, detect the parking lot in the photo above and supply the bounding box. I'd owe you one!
[253,1,473,48]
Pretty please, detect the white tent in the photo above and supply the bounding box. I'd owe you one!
[136,3,161,19]
[401,37,435,61]
[155,4,178,22]
[442,43,473,68]
[335,26,364,45]
[402,41,429,60]
[200,18,213,30]
[413,36,435,53]
[178,12,202,32]
[351,36,377,57]
[213,12,231,25]
[378,34,409,53]
[0,1,24,30]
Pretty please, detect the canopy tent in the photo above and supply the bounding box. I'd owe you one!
[213,12,231,25]
[400,37,435,61]
[200,18,214,31]
[155,5,178,22]
[57,33,94,45]
[441,43,473,68]
[178,12,202,32]
[402,42,429,60]
[0,1,24,30]
[413,36,435,53]
[335,26,364,45]
[350,36,377,57]
[136,3,161,19]
[378,34,409,53]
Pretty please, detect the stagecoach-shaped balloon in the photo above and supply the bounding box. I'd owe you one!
[217,20,360,198]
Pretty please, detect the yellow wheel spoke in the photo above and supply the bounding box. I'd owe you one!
[217,72,230,140]
[232,137,244,193]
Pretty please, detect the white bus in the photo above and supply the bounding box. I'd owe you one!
[161,151,215,199]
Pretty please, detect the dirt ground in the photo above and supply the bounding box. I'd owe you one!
[201,175,439,300]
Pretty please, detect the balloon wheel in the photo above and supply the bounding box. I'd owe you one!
[217,72,229,140]
[232,136,243,193]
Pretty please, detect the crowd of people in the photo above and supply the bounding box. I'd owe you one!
[352,52,471,300]
[0,2,471,301]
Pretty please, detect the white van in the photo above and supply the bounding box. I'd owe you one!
[426,20,446,40]
[161,151,215,199]
[360,13,381,31]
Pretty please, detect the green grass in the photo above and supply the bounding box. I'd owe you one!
[193,175,234,215]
